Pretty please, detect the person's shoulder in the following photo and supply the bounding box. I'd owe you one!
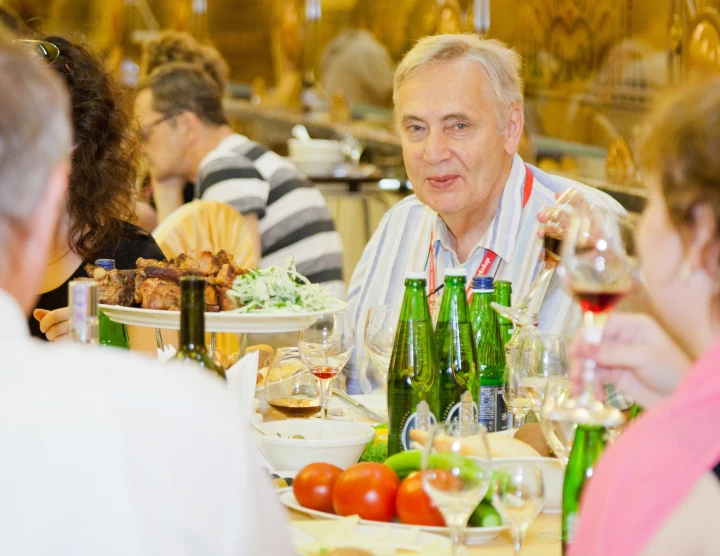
[110,222,165,266]
[198,135,266,180]
[384,194,429,219]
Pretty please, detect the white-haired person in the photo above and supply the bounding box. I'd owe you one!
[0,34,292,555]
[347,34,622,393]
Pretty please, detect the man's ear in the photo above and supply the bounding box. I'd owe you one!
[503,103,525,157]
[177,111,202,143]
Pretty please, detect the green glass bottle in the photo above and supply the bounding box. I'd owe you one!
[435,268,480,426]
[469,277,509,432]
[562,424,607,553]
[494,280,514,346]
[173,276,226,380]
[94,259,130,349]
[387,272,439,456]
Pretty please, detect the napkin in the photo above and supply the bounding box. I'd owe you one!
[226,350,260,424]
[156,345,177,363]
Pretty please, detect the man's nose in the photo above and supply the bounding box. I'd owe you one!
[422,129,452,165]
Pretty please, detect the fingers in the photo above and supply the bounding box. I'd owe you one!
[37,307,71,342]
[33,309,50,322]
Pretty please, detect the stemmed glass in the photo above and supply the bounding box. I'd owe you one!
[520,334,569,415]
[264,348,321,418]
[503,366,533,429]
[492,464,545,556]
[298,311,353,419]
[421,421,493,556]
[364,305,399,391]
[552,206,636,425]
[539,377,576,466]
[492,188,593,328]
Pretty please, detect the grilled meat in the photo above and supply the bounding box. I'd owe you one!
[84,265,136,306]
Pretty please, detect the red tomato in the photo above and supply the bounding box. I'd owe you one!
[332,462,400,522]
[293,463,343,513]
[396,471,446,527]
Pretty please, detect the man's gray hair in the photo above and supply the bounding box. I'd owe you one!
[393,34,523,133]
[0,38,72,258]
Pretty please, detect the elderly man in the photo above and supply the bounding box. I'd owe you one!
[135,64,345,298]
[347,34,621,393]
[0,38,292,555]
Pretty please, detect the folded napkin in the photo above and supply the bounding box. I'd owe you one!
[226,350,260,424]
[156,345,177,364]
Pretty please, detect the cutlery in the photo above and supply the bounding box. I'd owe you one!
[332,389,387,424]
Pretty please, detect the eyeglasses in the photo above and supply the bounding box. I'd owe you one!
[139,113,178,142]
[18,40,72,76]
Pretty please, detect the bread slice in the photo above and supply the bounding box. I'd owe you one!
[409,428,542,459]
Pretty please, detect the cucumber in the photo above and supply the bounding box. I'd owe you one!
[385,450,490,483]
[468,502,502,528]
[384,450,422,479]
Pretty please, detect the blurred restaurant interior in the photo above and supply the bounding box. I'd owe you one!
[6,0,719,282]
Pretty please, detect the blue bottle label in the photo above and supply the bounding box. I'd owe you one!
[401,400,437,451]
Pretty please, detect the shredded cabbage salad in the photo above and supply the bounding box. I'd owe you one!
[227,259,335,313]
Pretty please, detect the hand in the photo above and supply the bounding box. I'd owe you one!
[568,312,692,409]
[536,191,563,238]
[33,307,71,342]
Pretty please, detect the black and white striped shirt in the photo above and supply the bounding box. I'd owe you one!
[197,134,345,296]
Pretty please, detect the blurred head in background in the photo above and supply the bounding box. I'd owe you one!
[37,35,141,260]
[135,63,229,182]
[142,30,229,93]
[636,77,720,356]
[392,34,525,225]
[0,34,72,312]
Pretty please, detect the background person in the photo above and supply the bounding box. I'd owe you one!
[569,77,720,556]
[29,36,165,343]
[0,35,293,556]
[135,63,345,298]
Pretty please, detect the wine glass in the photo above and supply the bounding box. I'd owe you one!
[492,188,594,327]
[264,348,321,418]
[503,366,533,429]
[298,311,354,419]
[492,464,545,556]
[520,334,569,415]
[552,206,636,425]
[421,421,493,556]
[539,377,576,466]
[364,305,399,390]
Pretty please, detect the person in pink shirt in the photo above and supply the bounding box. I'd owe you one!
[568,78,720,555]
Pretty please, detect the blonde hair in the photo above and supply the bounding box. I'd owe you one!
[393,34,523,132]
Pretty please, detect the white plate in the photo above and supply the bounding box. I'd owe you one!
[280,491,506,545]
[100,301,347,333]
[290,521,451,553]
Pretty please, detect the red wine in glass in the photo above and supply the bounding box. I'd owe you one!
[573,289,629,313]
[311,366,339,380]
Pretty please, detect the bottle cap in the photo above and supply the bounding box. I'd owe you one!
[444,267,466,277]
[405,271,427,281]
[94,259,116,271]
[471,276,494,292]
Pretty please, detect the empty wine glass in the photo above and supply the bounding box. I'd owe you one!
[503,366,533,429]
[421,421,493,556]
[492,464,545,556]
[540,377,576,466]
[364,305,399,390]
[298,311,353,419]
[492,188,594,328]
[520,334,569,415]
[553,206,636,426]
[264,348,320,418]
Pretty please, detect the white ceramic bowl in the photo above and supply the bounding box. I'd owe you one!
[493,456,564,513]
[257,419,375,471]
[287,138,344,160]
[291,158,343,177]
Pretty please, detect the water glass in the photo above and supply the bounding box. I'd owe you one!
[503,366,533,428]
[364,305,399,390]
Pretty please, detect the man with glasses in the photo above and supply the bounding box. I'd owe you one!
[0,37,292,555]
[135,63,346,298]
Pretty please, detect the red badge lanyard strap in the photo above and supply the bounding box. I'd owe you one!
[427,165,534,307]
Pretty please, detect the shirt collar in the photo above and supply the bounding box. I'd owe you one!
[432,154,528,263]
[0,288,31,341]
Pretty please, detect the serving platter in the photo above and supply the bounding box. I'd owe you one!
[100,300,347,333]
[280,491,507,545]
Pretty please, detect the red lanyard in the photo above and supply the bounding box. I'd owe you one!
[428,165,534,310]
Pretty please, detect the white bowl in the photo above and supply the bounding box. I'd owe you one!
[291,158,344,177]
[257,419,375,471]
[287,138,344,159]
[493,456,564,513]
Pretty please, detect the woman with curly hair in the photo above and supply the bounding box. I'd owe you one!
[31,36,165,342]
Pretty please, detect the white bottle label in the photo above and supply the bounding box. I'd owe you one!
[401,400,437,451]
[444,391,478,434]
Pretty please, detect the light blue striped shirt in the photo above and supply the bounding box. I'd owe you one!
[346,154,624,394]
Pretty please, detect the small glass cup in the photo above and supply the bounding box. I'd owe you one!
[264,348,321,418]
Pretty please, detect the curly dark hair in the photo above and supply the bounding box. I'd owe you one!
[41,35,140,260]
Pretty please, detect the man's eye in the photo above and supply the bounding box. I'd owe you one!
[455,123,469,130]
[407,125,423,133]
